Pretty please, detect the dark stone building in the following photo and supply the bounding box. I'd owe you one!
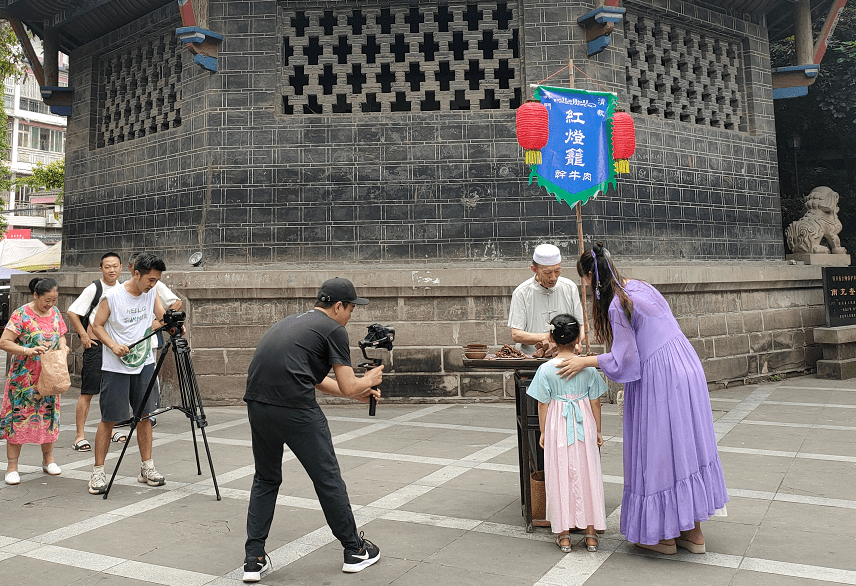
[18,0,790,266]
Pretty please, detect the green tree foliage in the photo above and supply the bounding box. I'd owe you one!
[15,158,64,196]
[772,6,856,253]
[1,20,30,235]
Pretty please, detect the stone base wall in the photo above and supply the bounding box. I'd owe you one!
[16,262,823,406]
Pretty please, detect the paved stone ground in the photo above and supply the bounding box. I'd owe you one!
[2,372,856,586]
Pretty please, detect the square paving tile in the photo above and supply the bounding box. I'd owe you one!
[424,530,565,580]
[582,551,737,585]
[761,499,856,540]
[747,525,856,571]
[767,388,856,406]
[799,428,856,458]
[779,458,856,502]
[718,422,809,453]
[399,486,519,523]
[390,561,531,586]
[718,451,793,493]
[744,403,824,425]
[412,405,516,430]
[0,556,97,586]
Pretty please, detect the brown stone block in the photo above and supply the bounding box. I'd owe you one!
[713,335,749,358]
[749,332,773,353]
[822,343,856,360]
[743,311,763,333]
[225,349,257,375]
[689,338,707,360]
[435,297,471,321]
[767,289,808,309]
[676,316,699,338]
[461,374,505,398]
[699,315,727,337]
[357,297,401,323]
[383,322,454,346]
[191,349,226,376]
[763,309,803,331]
[193,300,240,325]
[772,331,795,350]
[474,296,508,320]
[805,345,823,367]
[386,347,442,373]
[800,306,825,327]
[726,313,744,335]
[197,374,246,405]
[497,329,516,345]
[239,300,284,325]
[380,373,459,397]
[457,322,499,345]
[401,298,434,321]
[703,355,749,382]
[192,325,269,349]
[671,292,739,317]
[807,288,825,305]
[759,349,806,373]
[817,358,856,379]
[740,291,768,311]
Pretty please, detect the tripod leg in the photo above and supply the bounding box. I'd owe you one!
[104,348,171,499]
[173,338,221,500]
[103,421,138,499]
[198,427,221,501]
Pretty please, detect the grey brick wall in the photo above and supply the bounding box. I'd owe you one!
[61,0,784,268]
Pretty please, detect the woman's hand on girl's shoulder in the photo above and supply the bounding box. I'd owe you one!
[556,355,584,379]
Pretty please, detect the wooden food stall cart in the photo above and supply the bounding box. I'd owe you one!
[462,354,549,532]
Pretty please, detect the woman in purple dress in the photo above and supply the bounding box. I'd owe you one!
[558,242,727,554]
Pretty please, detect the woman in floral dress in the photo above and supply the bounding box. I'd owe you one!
[1,277,69,485]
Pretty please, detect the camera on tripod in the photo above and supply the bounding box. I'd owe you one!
[358,324,395,416]
[162,309,186,337]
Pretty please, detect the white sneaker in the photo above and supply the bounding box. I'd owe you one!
[138,461,165,486]
[5,471,20,485]
[88,469,107,494]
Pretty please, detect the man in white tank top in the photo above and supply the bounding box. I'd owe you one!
[88,253,168,495]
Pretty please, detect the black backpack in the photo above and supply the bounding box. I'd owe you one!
[81,279,103,329]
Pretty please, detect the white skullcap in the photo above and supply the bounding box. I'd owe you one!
[533,244,562,266]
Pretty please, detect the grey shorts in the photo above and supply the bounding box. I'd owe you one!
[99,363,160,423]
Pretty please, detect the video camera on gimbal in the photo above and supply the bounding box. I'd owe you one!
[358,324,395,416]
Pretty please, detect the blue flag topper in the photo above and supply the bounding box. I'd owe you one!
[528,86,617,209]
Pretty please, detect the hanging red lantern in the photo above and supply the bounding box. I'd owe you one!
[611,109,636,174]
[516,100,550,165]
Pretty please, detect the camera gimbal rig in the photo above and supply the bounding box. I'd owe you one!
[357,324,395,416]
[102,310,220,500]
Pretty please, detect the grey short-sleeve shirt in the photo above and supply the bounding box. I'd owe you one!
[507,276,584,355]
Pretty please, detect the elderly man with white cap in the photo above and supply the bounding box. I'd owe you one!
[508,243,584,356]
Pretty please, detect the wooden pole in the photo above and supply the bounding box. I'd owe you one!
[568,60,591,353]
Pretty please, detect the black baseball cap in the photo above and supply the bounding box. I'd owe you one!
[317,277,369,305]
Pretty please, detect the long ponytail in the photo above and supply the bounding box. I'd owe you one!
[576,241,632,346]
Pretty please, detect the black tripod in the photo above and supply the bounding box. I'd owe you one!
[103,318,221,500]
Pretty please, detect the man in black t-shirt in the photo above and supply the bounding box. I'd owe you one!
[241,278,384,583]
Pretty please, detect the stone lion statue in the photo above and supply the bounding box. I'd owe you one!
[785,186,848,255]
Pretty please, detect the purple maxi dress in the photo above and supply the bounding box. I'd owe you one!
[597,280,728,545]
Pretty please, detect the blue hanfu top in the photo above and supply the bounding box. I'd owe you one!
[526,361,606,445]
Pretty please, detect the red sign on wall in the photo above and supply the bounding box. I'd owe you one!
[4,229,32,239]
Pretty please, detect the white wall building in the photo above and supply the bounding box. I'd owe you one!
[2,49,68,243]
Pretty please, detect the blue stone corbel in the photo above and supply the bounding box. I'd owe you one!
[772,64,820,100]
[39,86,74,116]
[176,26,224,72]
[577,6,626,57]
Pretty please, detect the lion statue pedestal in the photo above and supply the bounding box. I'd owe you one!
[785,186,851,266]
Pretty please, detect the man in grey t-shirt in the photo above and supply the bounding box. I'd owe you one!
[507,244,584,355]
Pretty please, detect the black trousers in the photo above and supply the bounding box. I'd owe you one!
[245,400,361,557]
